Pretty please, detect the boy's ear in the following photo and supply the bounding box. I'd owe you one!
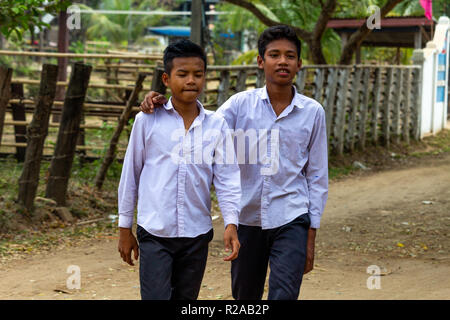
[257,55,264,69]
[162,72,169,87]
[297,58,302,70]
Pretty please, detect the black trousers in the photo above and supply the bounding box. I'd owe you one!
[137,225,213,300]
[231,213,311,300]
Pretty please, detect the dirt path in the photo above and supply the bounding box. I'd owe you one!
[0,154,449,300]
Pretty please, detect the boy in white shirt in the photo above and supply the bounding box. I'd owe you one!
[140,25,328,300]
[117,39,241,300]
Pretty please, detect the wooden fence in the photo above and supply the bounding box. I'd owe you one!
[295,65,422,155]
[0,51,423,161]
[180,64,423,155]
[0,56,425,211]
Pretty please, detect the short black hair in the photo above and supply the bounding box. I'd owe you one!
[258,25,302,60]
[163,39,207,74]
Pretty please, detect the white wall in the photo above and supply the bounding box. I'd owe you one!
[412,16,449,138]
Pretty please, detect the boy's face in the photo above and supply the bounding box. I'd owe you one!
[162,57,206,104]
[257,39,302,87]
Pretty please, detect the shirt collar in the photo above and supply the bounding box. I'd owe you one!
[164,97,206,124]
[257,85,305,109]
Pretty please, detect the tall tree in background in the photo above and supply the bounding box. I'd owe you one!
[223,0,406,64]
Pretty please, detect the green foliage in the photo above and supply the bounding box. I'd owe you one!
[80,0,181,45]
[393,0,450,17]
[72,121,126,185]
[220,0,450,64]
[231,49,258,65]
[0,0,71,39]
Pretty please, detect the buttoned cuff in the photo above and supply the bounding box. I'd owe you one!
[118,214,134,229]
[309,213,321,229]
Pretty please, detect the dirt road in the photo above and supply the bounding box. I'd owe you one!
[0,153,449,300]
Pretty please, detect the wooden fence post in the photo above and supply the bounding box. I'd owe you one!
[371,68,382,145]
[45,62,92,206]
[313,68,324,102]
[94,73,146,190]
[335,68,350,155]
[0,66,13,147]
[256,68,265,88]
[348,67,362,153]
[18,64,58,211]
[392,68,403,144]
[236,70,248,93]
[217,70,230,107]
[322,68,338,154]
[402,68,412,144]
[382,68,393,148]
[296,69,306,93]
[358,67,371,150]
[151,66,167,95]
[10,83,27,161]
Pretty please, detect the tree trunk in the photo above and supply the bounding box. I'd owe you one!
[10,84,27,162]
[45,62,92,206]
[53,10,69,123]
[308,38,327,65]
[18,64,59,211]
[0,66,13,147]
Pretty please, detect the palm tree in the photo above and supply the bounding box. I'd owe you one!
[80,0,181,46]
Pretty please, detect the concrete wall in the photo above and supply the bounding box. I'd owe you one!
[412,16,449,138]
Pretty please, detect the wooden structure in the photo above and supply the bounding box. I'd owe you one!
[328,16,434,63]
[1,62,422,160]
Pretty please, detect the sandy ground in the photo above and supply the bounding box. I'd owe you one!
[0,153,449,300]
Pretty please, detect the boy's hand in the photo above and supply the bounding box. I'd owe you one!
[118,227,139,266]
[140,91,167,114]
[303,228,316,274]
[223,224,240,261]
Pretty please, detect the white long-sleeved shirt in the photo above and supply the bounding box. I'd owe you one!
[216,85,328,229]
[118,98,241,238]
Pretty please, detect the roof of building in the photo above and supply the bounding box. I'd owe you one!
[327,16,434,48]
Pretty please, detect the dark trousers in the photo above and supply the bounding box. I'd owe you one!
[231,213,310,300]
[137,225,213,300]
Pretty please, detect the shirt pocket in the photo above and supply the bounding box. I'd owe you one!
[280,129,310,162]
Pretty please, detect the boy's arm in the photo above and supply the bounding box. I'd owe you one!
[140,91,239,133]
[212,120,241,261]
[305,106,329,230]
[117,114,146,265]
[118,114,146,228]
[303,107,328,274]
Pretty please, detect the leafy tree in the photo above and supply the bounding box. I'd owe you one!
[221,0,406,64]
[394,0,450,17]
[0,0,71,39]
